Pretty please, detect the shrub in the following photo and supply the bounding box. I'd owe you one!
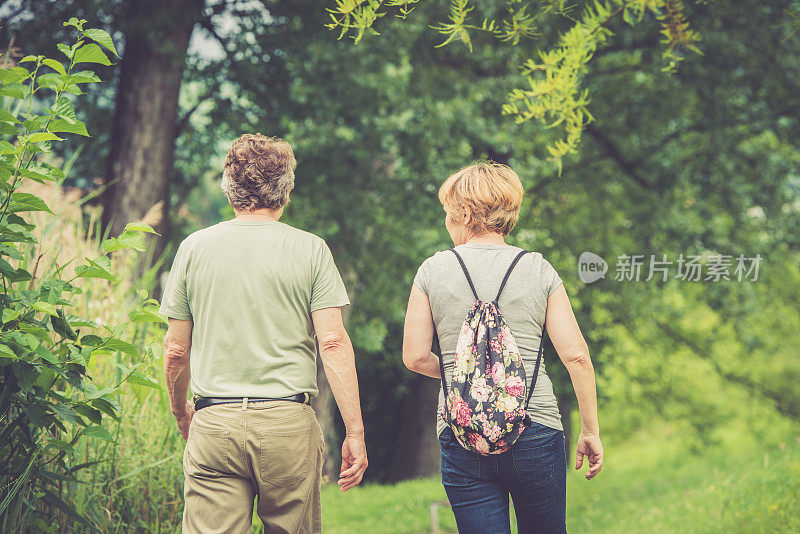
[0,18,164,532]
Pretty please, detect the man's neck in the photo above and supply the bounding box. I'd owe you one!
[233,207,283,222]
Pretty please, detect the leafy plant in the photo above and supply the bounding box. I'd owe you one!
[0,18,165,532]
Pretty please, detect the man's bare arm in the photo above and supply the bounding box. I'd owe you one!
[163,317,194,440]
[311,306,367,491]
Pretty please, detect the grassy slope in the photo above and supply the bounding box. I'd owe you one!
[309,433,800,534]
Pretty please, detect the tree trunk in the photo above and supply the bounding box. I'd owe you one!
[388,375,441,481]
[102,0,203,245]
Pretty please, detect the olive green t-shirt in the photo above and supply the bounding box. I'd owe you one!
[159,219,350,399]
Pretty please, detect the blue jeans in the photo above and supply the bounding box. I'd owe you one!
[439,422,567,534]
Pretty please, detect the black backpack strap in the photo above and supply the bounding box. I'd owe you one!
[524,311,547,410]
[450,249,479,301]
[495,250,529,302]
[433,325,456,446]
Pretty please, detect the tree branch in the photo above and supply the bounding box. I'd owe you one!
[655,320,798,420]
[584,123,653,191]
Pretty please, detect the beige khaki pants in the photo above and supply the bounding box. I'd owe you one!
[182,400,324,534]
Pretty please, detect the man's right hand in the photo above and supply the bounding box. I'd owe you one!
[174,400,195,441]
[338,431,368,492]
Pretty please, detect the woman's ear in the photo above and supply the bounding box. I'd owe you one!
[462,206,473,226]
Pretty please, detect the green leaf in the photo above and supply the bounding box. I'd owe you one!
[26,161,64,182]
[35,73,62,92]
[0,67,28,84]
[63,17,86,31]
[73,43,111,66]
[9,192,54,214]
[75,256,114,281]
[60,84,85,96]
[0,109,20,123]
[123,222,159,235]
[22,115,49,132]
[51,97,77,123]
[90,397,120,420]
[42,58,66,76]
[56,43,74,60]
[48,118,89,137]
[83,425,113,441]
[0,243,24,260]
[0,343,17,358]
[50,403,78,425]
[83,29,119,57]
[40,488,98,531]
[128,305,168,325]
[126,371,161,389]
[27,132,63,144]
[62,71,102,84]
[2,308,20,323]
[0,140,19,155]
[103,337,137,357]
[0,83,28,99]
[74,403,102,425]
[20,322,52,342]
[103,230,146,252]
[83,383,112,400]
[79,334,103,346]
[19,167,56,184]
[0,123,17,135]
[51,309,77,341]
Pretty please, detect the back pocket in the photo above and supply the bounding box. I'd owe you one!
[259,416,312,487]
[185,415,231,476]
[511,430,560,489]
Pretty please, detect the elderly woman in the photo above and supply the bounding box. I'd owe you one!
[402,162,603,533]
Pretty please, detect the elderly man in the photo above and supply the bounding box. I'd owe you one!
[159,133,367,534]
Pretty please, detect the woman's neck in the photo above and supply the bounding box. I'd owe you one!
[464,232,506,246]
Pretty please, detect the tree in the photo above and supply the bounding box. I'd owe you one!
[101,0,204,240]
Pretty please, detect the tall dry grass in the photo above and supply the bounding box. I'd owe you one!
[15,181,185,531]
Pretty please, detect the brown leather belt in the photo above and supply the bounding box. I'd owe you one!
[193,393,310,411]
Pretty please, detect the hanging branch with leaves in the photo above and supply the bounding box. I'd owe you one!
[326,0,704,174]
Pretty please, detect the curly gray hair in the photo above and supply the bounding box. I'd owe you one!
[221,134,297,211]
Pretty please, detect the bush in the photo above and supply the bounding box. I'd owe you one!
[0,18,164,532]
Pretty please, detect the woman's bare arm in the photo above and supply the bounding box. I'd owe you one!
[402,284,442,378]
[546,284,604,479]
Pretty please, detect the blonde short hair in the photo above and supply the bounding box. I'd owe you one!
[221,134,297,211]
[438,161,524,237]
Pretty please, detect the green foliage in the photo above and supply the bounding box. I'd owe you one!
[0,21,164,532]
[326,0,705,172]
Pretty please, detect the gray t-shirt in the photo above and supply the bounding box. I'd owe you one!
[413,243,564,436]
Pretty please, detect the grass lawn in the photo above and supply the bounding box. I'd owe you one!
[299,434,800,534]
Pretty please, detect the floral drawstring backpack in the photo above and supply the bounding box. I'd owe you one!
[436,248,546,455]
